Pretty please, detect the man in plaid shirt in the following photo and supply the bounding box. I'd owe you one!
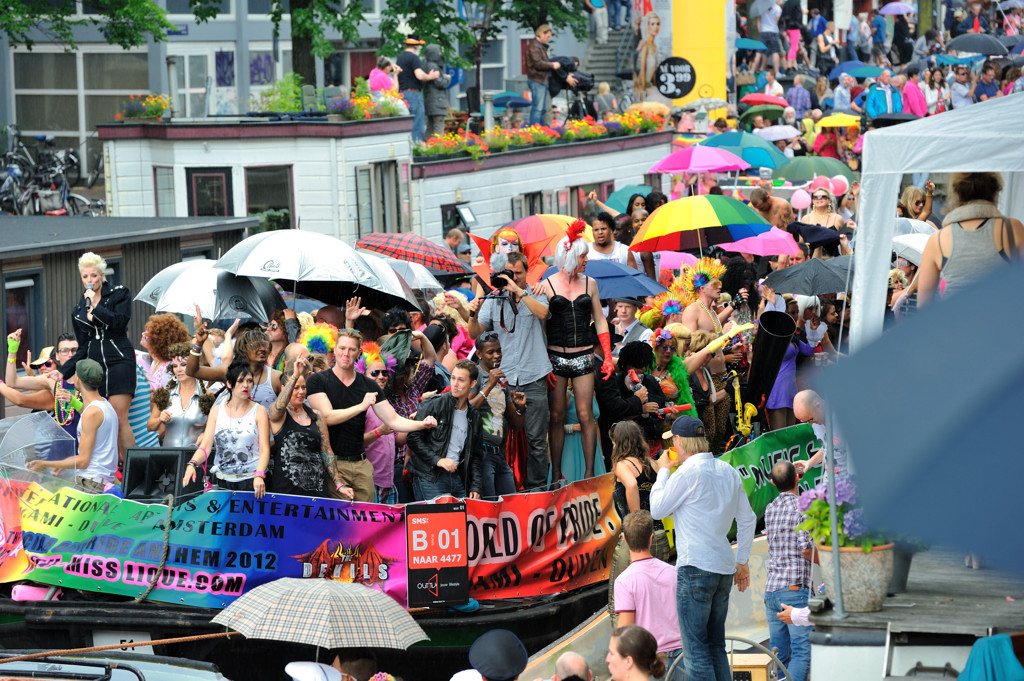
[764,460,813,681]
[786,74,812,121]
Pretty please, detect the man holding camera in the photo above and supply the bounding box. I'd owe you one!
[459,252,551,491]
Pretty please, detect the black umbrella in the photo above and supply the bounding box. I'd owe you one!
[871,112,921,127]
[763,256,853,296]
[786,221,842,248]
[946,32,1010,56]
[998,34,1020,48]
[815,264,1024,574]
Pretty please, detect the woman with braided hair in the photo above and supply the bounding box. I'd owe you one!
[539,220,615,484]
[148,342,215,447]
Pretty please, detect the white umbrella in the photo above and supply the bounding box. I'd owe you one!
[361,252,444,296]
[754,124,802,142]
[892,233,931,266]
[214,230,381,290]
[893,217,937,237]
[358,252,426,313]
[136,259,285,322]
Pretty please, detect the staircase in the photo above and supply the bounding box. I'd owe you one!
[581,32,631,91]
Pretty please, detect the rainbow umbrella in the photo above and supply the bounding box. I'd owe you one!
[649,145,749,174]
[628,195,771,253]
[500,214,593,257]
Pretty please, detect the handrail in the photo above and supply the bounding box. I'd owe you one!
[664,634,794,681]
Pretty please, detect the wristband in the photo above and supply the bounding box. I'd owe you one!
[187,460,201,468]
[6,358,14,364]
[189,350,201,357]
[70,397,84,412]
[373,428,380,438]
[7,339,19,354]
[253,470,266,479]
[336,483,345,492]
[196,446,207,459]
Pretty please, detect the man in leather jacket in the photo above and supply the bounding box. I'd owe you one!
[407,359,483,500]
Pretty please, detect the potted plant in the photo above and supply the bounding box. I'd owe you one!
[797,477,894,613]
[116,94,172,123]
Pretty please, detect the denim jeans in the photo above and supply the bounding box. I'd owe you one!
[765,587,811,681]
[480,443,516,500]
[517,376,550,490]
[527,80,548,127]
[403,89,427,143]
[676,565,734,681]
[412,470,466,501]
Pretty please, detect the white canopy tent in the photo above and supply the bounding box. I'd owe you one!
[850,93,1024,352]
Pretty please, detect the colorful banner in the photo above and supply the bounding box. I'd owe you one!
[5,485,408,609]
[719,424,822,520]
[464,474,620,599]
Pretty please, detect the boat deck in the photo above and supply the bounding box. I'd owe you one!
[810,548,1024,636]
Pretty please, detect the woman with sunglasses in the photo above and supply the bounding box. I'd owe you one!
[268,356,352,499]
[897,183,937,227]
[359,342,398,504]
[137,313,190,391]
[267,308,300,371]
[187,318,282,410]
[3,331,82,456]
[148,342,214,447]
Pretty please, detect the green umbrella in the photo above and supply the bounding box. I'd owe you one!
[771,156,857,183]
[699,131,790,169]
[739,104,785,126]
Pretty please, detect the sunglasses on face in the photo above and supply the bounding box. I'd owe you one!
[268,322,280,331]
[38,360,55,369]
[813,194,828,199]
[369,369,388,377]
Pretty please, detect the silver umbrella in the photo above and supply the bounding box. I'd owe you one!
[361,252,444,297]
[136,259,285,322]
[682,97,729,111]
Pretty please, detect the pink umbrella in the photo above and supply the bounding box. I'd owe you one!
[658,251,699,269]
[718,226,801,256]
[649,145,751,174]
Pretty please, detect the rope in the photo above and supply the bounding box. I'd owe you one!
[0,631,238,665]
[131,493,174,604]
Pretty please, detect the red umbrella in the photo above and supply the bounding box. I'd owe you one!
[740,93,789,108]
[356,232,470,275]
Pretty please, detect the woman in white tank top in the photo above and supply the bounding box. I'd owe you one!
[183,362,271,498]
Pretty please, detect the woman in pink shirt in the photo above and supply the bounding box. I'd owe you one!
[368,56,400,93]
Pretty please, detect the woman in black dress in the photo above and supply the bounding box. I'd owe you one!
[268,357,353,499]
[59,252,136,456]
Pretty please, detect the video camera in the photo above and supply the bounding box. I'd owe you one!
[491,269,515,289]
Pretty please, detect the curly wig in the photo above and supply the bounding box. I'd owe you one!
[146,314,190,362]
[554,220,590,274]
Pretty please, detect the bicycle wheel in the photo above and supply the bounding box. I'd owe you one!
[86,155,104,189]
[64,152,81,187]
[66,194,90,216]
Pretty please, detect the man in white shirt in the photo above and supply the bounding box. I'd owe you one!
[650,415,756,681]
[763,66,784,97]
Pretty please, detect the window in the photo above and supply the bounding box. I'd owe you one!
[459,37,507,93]
[510,191,542,220]
[572,181,614,222]
[186,167,234,216]
[245,166,293,227]
[171,54,210,118]
[643,174,663,194]
[154,167,175,216]
[4,273,41,368]
[354,161,402,237]
[248,0,290,12]
[84,53,148,90]
[14,53,76,89]
[167,0,229,14]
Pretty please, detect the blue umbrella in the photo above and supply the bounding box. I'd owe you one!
[847,65,884,78]
[542,260,666,299]
[829,60,866,81]
[493,95,531,109]
[605,184,652,214]
[1013,40,1024,56]
[736,38,767,51]
[700,131,790,169]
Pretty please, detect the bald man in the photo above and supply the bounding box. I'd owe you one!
[792,389,849,483]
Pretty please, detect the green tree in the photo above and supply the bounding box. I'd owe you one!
[267,0,366,88]
[495,0,589,40]
[378,0,475,64]
[2,0,178,49]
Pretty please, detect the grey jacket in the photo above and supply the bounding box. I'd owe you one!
[422,44,452,116]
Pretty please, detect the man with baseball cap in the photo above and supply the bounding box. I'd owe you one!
[649,415,756,681]
[396,34,441,143]
[27,358,119,493]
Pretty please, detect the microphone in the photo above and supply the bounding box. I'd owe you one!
[85,283,93,310]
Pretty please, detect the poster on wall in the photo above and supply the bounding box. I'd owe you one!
[632,0,674,105]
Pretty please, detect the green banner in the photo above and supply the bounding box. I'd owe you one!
[720,424,821,521]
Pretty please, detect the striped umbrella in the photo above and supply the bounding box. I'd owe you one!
[356,232,471,275]
[628,195,771,253]
[212,578,428,649]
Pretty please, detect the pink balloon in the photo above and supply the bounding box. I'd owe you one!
[810,176,831,191]
[831,175,849,196]
[791,189,811,210]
